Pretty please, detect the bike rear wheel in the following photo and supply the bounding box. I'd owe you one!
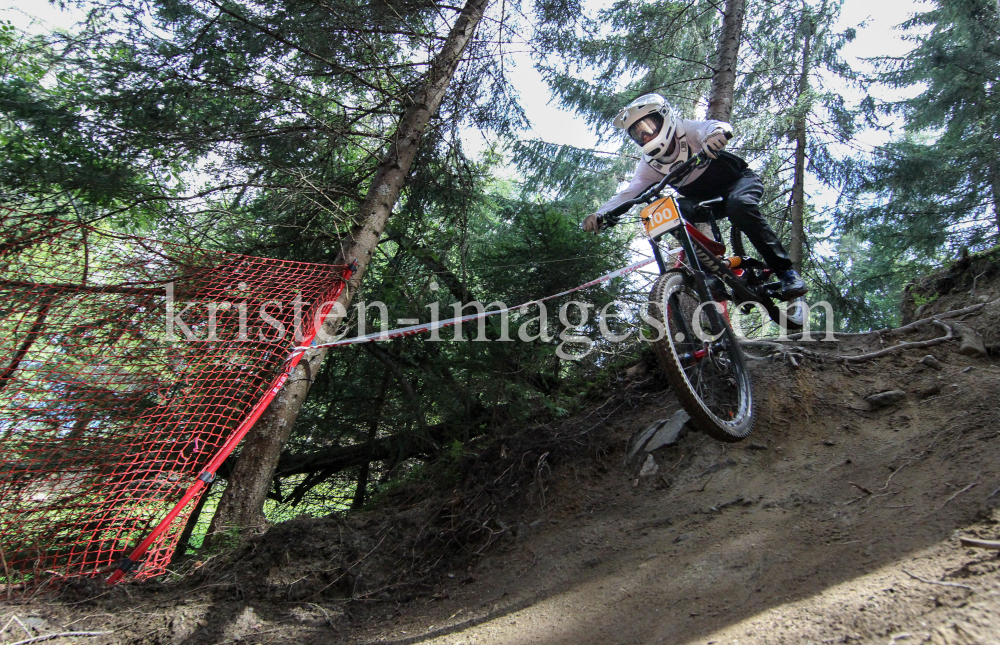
[648,272,755,442]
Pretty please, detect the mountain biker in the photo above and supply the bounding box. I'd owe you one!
[582,93,807,301]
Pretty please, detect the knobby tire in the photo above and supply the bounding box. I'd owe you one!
[649,272,755,442]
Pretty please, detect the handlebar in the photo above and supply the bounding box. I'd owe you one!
[602,152,707,222]
[601,131,733,223]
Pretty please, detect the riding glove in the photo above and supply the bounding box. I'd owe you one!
[701,129,729,159]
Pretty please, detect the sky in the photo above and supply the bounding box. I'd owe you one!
[3,1,81,33]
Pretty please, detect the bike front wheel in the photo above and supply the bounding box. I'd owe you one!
[648,272,755,442]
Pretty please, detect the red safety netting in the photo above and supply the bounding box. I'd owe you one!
[0,210,349,592]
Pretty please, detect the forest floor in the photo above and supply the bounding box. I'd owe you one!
[4,268,1000,645]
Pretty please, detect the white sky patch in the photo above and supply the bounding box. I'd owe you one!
[832,0,929,144]
[2,2,85,34]
[460,47,608,166]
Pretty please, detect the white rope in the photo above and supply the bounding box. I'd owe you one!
[294,255,664,354]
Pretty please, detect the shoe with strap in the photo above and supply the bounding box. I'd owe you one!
[775,269,807,301]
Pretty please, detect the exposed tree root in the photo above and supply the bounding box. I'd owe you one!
[741,314,969,364]
[781,299,998,341]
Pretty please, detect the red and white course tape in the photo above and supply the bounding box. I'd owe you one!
[295,255,664,353]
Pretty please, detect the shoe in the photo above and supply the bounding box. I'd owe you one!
[775,269,807,301]
[785,296,806,328]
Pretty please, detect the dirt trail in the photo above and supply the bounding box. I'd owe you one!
[375,349,1000,645]
[3,295,1000,645]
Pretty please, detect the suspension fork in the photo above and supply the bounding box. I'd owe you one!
[649,237,669,274]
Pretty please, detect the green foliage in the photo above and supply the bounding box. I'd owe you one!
[829,0,1000,326]
[0,20,161,213]
[911,291,939,308]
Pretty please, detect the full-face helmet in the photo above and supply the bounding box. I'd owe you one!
[613,93,685,164]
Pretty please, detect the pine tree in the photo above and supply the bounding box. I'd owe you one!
[735,0,858,274]
[845,0,1000,256]
[204,0,493,536]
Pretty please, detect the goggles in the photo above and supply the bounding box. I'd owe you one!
[627,113,664,146]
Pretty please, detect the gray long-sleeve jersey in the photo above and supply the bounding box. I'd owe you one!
[595,119,729,218]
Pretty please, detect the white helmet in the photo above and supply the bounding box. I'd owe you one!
[613,93,687,165]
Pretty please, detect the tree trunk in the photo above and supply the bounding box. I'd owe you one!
[706,0,747,122]
[703,0,746,242]
[205,0,490,541]
[790,21,813,272]
[992,164,1000,236]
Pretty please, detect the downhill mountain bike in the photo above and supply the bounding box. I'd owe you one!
[602,148,802,442]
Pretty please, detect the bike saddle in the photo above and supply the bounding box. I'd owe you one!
[694,197,726,243]
[695,196,724,211]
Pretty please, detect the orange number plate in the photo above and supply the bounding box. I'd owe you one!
[641,196,683,238]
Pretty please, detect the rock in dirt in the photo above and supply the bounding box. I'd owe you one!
[23,617,47,629]
[919,354,943,370]
[918,383,943,399]
[644,410,691,452]
[866,390,907,409]
[627,421,663,464]
[639,454,659,478]
[954,324,988,358]
[627,410,691,465]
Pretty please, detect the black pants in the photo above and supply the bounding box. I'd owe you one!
[677,169,793,272]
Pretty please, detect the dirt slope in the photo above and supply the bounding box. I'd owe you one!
[3,294,1000,645]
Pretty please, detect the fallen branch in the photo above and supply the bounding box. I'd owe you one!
[698,474,714,492]
[684,473,714,494]
[841,321,954,362]
[901,568,973,591]
[849,481,874,495]
[0,616,18,637]
[739,339,823,361]
[959,537,1000,550]
[8,632,110,645]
